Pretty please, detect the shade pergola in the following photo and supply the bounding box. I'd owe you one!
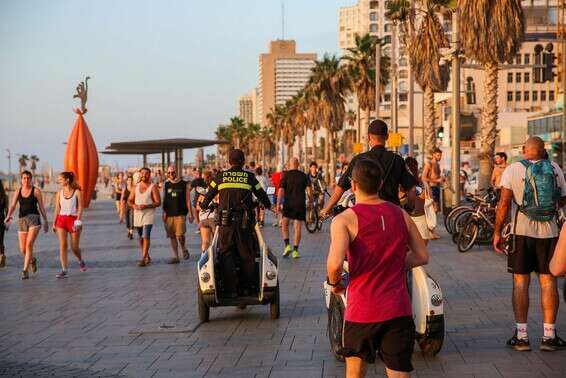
[101,138,229,173]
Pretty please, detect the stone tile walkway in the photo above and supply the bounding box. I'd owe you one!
[0,201,565,377]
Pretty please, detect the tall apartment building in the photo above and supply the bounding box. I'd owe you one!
[339,0,427,149]
[239,93,254,125]
[257,40,317,127]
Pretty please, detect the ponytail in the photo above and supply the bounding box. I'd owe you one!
[60,171,81,190]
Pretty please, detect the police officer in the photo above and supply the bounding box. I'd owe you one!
[200,149,271,297]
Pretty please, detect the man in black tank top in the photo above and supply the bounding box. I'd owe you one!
[162,166,194,263]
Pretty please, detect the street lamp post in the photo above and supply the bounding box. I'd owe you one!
[375,38,381,124]
[451,9,461,208]
[408,0,415,156]
[391,23,399,134]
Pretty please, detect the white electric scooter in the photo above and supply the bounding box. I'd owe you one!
[322,191,445,358]
[196,189,280,322]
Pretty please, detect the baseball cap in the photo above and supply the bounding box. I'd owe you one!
[368,119,388,136]
[229,149,245,165]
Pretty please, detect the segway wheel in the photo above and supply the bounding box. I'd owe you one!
[327,295,345,362]
[417,316,445,357]
[305,208,318,234]
[270,285,280,319]
[198,288,210,323]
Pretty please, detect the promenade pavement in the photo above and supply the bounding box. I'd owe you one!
[0,200,565,377]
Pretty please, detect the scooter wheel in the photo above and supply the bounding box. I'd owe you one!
[198,288,210,323]
[270,285,280,319]
[327,294,345,362]
[416,319,444,356]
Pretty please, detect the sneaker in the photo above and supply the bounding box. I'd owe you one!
[31,257,37,274]
[21,270,29,280]
[292,250,301,259]
[56,271,67,279]
[79,260,87,272]
[167,257,180,264]
[282,245,292,257]
[137,260,147,267]
[0,254,5,268]
[183,249,190,260]
[506,332,531,351]
[540,335,566,351]
[127,231,133,240]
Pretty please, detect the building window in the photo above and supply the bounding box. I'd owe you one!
[370,23,378,33]
[515,55,521,64]
[384,23,392,32]
[549,90,555,101]
[399,93,408,102]
[524,91,529,101]
[399,70,408,79]
[524,53,530,64]
[507,72,513,83]
[541,91,546,101]
[507,91,513,101]
[466,77,476,104]
[383,35,391,44]
[370,0,379,9]
[524,72,530,83]
[515,72,521,83]
[515,91,521,101]
[399,57,408,66]
[370,12,378,21]
[532,90,538,101]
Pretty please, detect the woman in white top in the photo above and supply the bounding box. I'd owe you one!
[52,171,86,279]
[195,170,216,252]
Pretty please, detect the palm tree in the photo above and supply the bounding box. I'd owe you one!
[459,0,524,189]
[307,54,350,180]
[229,117,246,149]
[386,0,451,158]
[18,154,29,173]
[30,155,40,176]
[342,33,391,144]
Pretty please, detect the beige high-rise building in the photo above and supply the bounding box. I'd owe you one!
[257,40,317,127]
[239,93,254,125]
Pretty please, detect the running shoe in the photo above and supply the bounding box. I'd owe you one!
[0,254,5,268]
[168,257,180,264]
[79,260,87,272]
[56,271,67,279]
[292,250,301,259]
[31,257,37,273]
[506,331,531,351]
[282,245,292,257]
[21,270,29,280]
[183,249,190,260]
[127,231,133,240]
[540,335,566,351]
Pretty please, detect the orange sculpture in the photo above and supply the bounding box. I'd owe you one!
[64,77,99,208]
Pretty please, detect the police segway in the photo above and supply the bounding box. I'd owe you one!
[322,191,445,358]
[196,189,280,322]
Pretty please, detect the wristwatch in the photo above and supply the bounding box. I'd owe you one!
[326,278,340,287]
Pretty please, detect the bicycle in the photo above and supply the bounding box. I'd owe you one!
[456,195,497,253]
[445,189,497,235]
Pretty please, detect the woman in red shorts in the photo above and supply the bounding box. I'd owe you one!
[52,172,87,279]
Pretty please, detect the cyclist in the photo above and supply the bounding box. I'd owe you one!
[308,162,326,210]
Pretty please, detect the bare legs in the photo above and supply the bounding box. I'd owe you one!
[281,218,302,247]
[512,273,559,324]
[200,226,212,252]
[17,227,40,272]
[56,228,83,270]
[345,357,408,378]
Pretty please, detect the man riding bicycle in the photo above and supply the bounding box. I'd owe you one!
[308,162,326,210]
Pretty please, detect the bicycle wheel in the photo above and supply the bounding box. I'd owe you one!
[453,210,474,236]
[457,218,479,252]
[305,207,318,233]
[445,206,471,234]
[475,218,494,244]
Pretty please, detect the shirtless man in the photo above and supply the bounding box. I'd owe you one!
[422,148,443,212]
[491,152,508,197]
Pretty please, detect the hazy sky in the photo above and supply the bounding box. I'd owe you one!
[0,0,350,172]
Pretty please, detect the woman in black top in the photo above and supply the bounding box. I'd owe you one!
[120,175,135,239]
[0,181,8,267]
[4,171,49,279]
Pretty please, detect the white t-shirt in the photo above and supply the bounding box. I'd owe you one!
[500,160,566,238]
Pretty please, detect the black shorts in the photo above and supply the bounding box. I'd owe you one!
[507,235,558,274]
[340,316,415,372]
[282,206,306,221]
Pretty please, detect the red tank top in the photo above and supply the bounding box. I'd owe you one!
[345,202,412,323]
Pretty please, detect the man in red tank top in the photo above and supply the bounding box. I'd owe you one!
[327,159,429,378]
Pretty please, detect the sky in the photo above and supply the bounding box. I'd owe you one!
[0,0,352,173]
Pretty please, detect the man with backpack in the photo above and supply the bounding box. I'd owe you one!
[494,137,566,352]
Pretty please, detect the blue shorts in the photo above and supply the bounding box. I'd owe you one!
[431,186,441,204]
[136,224,153,239]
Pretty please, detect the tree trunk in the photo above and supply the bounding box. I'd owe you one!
[423,85,437,158]
[324,128,330,178]
[329,130,336,185]
[311,128,316,163]
[479,61,498,191]
[357,103,361,144]
[303,126,308,169]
